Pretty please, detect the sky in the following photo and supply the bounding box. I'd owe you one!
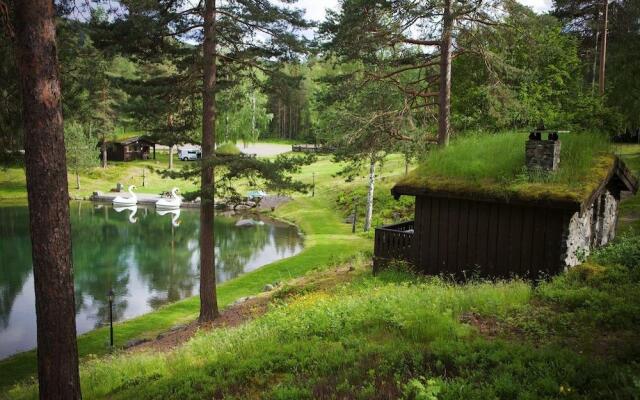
[296,0,554,22]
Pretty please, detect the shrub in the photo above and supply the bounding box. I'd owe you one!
[591,231,640,269]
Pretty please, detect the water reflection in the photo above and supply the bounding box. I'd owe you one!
[156,208,181,227]
[0,202,303,359]
[113,205,139,224]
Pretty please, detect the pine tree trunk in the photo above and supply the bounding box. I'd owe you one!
[14,1,81,398]
[200,0,219,323]
[169,144,174,170]
[438,0,453,147]
[598,0,608,96]
[364,157,376,232]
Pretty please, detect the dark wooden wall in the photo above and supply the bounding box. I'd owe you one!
[413,196,573,279]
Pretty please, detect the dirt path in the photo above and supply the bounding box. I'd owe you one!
[130,295,271,353]
[127,264,362,354]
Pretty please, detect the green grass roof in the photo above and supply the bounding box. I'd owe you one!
[216,143,242,156]
[394,132,619,205]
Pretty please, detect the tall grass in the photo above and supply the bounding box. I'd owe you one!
[415,132,611,188]
[6,273,531,399]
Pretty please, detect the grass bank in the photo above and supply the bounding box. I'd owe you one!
[0,192,370,390]
[7,241,640,399]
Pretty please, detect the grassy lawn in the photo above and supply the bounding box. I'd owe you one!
[0,153,198,201]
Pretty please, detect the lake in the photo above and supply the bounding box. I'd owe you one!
[0,202,303,360]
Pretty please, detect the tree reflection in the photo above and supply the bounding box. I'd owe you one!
[0,202,303,354]
[0,207,33,329]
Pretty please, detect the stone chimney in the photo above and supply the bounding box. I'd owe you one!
[526,125,560,171]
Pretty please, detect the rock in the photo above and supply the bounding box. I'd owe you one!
[263,284,274,292]
[194,197,201,203]
[169,324,187,332]
[124,338,150,349]
[235,219,264,227]
[231,296,253,306]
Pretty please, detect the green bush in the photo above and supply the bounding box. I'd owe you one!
[592,231,640,269]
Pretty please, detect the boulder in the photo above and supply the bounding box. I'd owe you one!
[124,338,150,349]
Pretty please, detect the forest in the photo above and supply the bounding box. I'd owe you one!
[1,0,640,399]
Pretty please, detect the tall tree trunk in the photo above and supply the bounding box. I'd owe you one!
[591,31,599,95]
[438,0,453,147]
[101,134,107,168]
[364,157,376,232]
[598,0,608,96]
[169,144,174,170]
[405,154,409,176]
[200,0,219,323]
[14,1,81,399]
[250,93,256,146]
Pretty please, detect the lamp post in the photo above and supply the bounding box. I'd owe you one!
[108,289,114,348]
[352,200,358,234]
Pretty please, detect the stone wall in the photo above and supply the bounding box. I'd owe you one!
[564,190,618,267]
[526,140,561,171]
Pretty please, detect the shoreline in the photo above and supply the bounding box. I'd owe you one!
[0,195,370,390]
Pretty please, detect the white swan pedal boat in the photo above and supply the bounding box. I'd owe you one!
[156,187,182,210]
[113,185,138,206]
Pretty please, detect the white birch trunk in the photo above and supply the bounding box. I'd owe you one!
[169,144,174,170]
[364,158,376,232]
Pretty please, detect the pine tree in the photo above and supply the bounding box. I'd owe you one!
[10,0,82,397]
[321,0,501,146]
[94,0,311,321]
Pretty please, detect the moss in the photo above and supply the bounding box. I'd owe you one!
[396,132,615,203]
[215,143,241,156]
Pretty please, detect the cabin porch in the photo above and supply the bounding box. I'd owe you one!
[373,220,415,272]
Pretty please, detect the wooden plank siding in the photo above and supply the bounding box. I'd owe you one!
[412,195,573,279]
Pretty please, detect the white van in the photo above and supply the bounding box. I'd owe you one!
[178,148,201,161]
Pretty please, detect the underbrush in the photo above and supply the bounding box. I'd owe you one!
[335,184,415,229]
[7,215,640,399]
[501,233,640,376]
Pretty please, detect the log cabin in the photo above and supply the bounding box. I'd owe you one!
[101,136,156,162]
[374,133,638,279]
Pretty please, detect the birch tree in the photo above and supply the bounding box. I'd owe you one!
[65,122,99,190]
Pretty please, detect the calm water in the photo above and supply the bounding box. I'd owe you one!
[0,202,303,359]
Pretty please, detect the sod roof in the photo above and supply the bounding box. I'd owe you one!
[215,143,242,156]
[392,133,638,211]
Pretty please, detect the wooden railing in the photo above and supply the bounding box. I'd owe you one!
[374,221,415,270]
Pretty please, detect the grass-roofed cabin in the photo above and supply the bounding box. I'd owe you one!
[102,136,156,162]
[375,132,638,279]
